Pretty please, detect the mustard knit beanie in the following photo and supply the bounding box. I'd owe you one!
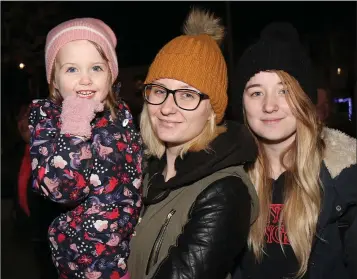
[145,8,228,124]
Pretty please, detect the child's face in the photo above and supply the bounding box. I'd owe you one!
[53,40,111,102]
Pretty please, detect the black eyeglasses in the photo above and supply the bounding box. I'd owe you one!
[143,83,209,111]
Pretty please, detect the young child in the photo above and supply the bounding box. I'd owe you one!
[28,18,143,279]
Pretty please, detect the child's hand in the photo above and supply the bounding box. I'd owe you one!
[60,95,104,138]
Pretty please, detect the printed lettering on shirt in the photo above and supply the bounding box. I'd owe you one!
[265,204,290,245]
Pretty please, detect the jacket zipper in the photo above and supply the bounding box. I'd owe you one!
[146,209,176,275]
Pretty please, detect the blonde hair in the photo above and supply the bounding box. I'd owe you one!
[246,70,325,278]
[48,41,118,119]
[140,103,226,159]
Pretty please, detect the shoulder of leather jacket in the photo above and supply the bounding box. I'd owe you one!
[153,175,252,279]
[190,175,252,215]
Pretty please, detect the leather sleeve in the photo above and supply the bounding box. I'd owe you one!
[152,176,251,279]
[345,209,357,279]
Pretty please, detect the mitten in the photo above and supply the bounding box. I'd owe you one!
[60,95,104,138]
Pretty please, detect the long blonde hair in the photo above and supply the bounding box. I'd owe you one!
[246,70,325,278]
[140,103,226,159]
[48,41,118,119]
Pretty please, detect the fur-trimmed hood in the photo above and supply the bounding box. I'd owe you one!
[317,127,357,242]
[322,127,356,179]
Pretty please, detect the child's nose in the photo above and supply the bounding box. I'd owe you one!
[79,74,93,85]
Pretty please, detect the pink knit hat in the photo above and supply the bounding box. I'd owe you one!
[45,18,118,84]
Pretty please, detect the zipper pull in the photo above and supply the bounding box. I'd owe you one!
[166,210,175,220]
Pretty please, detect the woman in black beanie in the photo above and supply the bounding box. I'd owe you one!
[232,22,357,279]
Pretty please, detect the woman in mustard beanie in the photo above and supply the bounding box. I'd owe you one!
[128,8,259,279]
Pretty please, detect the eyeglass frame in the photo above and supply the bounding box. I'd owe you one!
[143,83,210,111]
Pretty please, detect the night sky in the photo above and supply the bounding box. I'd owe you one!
[36,1,356,67]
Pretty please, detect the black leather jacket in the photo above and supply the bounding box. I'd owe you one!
[152,176,252,279]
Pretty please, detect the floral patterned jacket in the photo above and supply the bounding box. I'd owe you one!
[28,98,143,278]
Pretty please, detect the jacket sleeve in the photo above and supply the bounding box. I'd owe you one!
[340,164,357,278]
[90,101,143,237]
[28,99,93,204]
[345,211,357,279]
[152,176,251,279]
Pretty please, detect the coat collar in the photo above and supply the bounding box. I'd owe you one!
[322,127,356,178]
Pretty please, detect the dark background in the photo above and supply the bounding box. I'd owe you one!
[1,2,356,279]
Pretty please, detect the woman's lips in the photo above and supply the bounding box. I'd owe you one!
[261,118,283,124]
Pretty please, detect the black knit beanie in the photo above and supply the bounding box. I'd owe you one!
[231,22,317,121]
